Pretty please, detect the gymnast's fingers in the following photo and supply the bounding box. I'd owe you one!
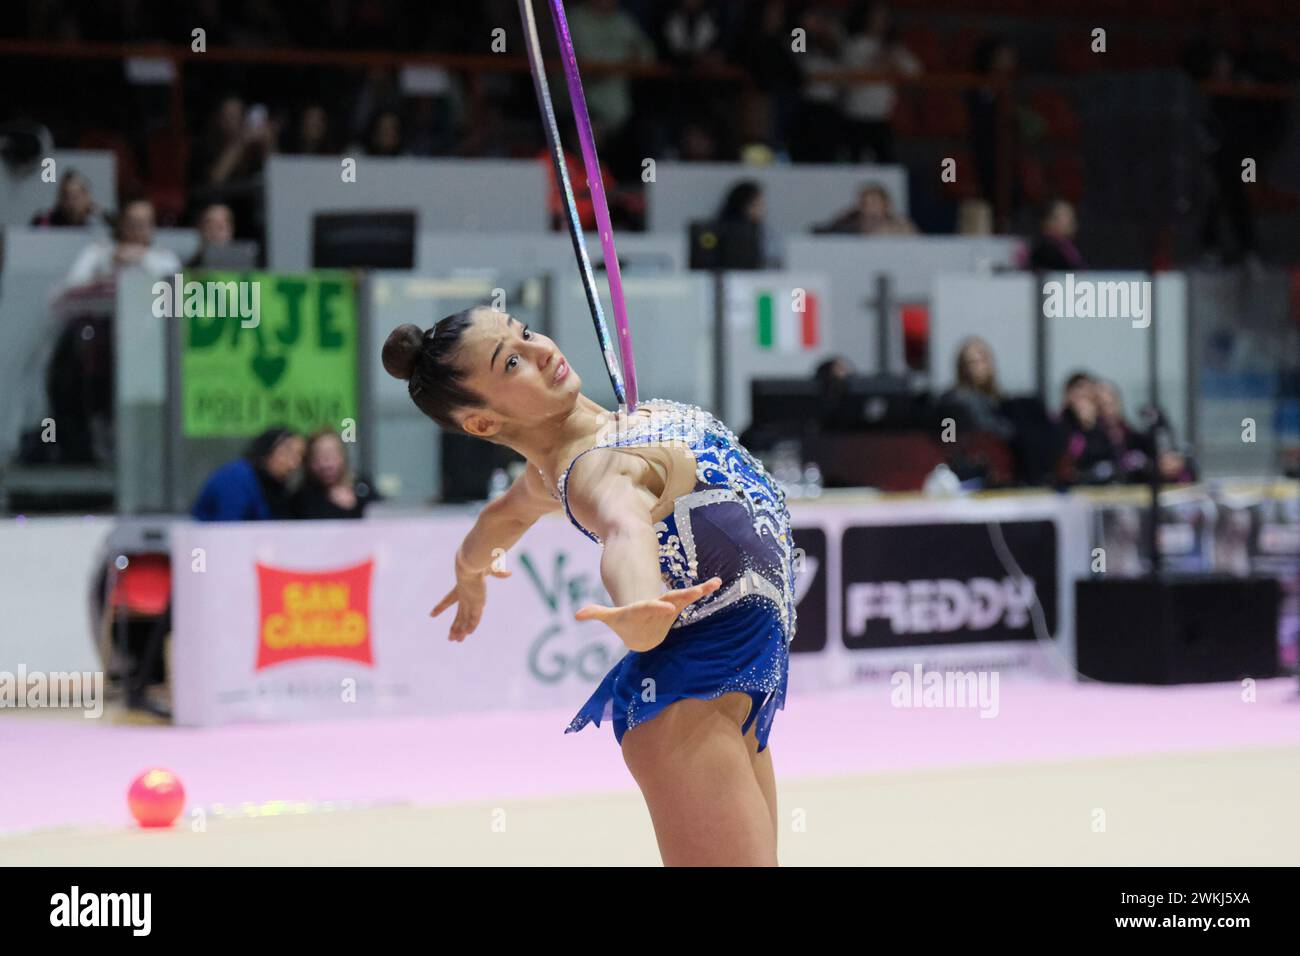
[431,587,459,618]
[574,603,610,622]
[665,577,722,610]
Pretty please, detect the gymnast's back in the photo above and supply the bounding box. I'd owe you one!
[557,399,797,643]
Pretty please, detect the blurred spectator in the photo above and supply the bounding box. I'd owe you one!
[43,195,179,461]
[58,196,181,291]
[730,0,802,155]
[654,0,725,67]
[199,96,275,187]
[790,8,846,162]
[677,118,723,161]
[1181,11,1289,267]
[366,109,405,157]
[540,144,617,232]
[195,96,276,242]
[191,428,305,521]
[283,104,336,155]
[815,183,917,235]
[940,337,1015,439]
[814,355,855,393]
[1097,380,1195,484]
[1055,371,1116,485]
[717,179,778,266]
[841,2,921,164]
[29,169,105,228]
[968,36,1019,214]
[1027,198,1084,270]
[569,0,656,145]
[292,429,380,519]
[185,203,235,268]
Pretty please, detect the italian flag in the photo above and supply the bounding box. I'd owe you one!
[755,288,820,350]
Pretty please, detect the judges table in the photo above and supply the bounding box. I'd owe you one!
[171,491,1091,727]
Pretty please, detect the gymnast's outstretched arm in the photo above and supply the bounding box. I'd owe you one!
[565,450,720,653]
[432,466,559,642]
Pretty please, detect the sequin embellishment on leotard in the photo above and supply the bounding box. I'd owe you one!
[557,399,797,645]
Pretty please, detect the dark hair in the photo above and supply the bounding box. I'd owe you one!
[718,180,762,222]
[1040,196,1071,224]
[243,427,298,466]
[382,308,485,430]
[1064,370,1094,391]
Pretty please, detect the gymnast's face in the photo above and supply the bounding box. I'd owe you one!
[456,308,582,437]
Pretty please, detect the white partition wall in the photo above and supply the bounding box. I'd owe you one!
[720,271,836,428]
[930,271,1190,443]
[550,273,714,411]
[415,231,686,277]
[366,274,512,503]
[0,150,116,226]
[647,161,908,238]
[0,227,198,466]
[267,157,551,269]
[788,235,1024,373]
[929,274,1038,395]
[1043,271,1188,442]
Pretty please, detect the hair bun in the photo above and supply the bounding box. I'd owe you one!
[382,323,425,381]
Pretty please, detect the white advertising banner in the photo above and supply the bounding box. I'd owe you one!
[171,514,622,727]
[171,494,1088,727]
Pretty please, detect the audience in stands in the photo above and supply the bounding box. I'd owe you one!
[292,429,380,520]
[365,109,405,157]
[282,103,337,156]
[29,169,105,229]
[185,203,236,268]
[57,196,180,290]
[939,337,1015,439]
[730,0,802,157]
[1096,379,1195,484]
[1055,372,1117,485]
[191,427,305,521]
[48,193,182,462]
[967,36,1021,217]
[569,0,657,172]
[715,179,778,265]
[1026,198,1084,270]
[816,183,918,235]
[790,8,846,162]
[841,2,922,164]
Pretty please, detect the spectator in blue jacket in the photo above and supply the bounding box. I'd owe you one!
[191,427,305,521]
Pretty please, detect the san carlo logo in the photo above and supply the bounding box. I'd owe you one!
[255,560,374,669]
[517,549,622,683]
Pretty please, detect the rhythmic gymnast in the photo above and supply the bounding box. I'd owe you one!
[383,309,797,866]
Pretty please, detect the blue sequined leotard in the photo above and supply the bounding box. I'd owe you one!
[558,399,796,752]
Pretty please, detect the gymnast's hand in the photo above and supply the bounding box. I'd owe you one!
[574,577,722,654]
[431,558,512,642]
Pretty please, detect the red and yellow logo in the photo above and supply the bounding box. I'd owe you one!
[255,560,374,669]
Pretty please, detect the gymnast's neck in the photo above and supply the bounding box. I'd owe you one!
[494,392,615,477]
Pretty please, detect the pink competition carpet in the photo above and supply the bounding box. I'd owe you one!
[3,676,1298,833]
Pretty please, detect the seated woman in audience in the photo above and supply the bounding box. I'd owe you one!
[191,427,304,521]
[1096,379,1195,484]
[939,337,1015,440]
[292,429,379,519]
[815,183,918,235]
[1055,372,1117,485]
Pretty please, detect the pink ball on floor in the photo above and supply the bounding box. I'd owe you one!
[127,768,185,828]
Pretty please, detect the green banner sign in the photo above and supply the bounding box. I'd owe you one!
[180,271,358,438]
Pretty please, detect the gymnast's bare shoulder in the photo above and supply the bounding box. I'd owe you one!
[488,463,563,526]
[563,446,664,540]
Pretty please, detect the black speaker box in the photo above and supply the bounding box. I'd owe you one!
[1075,575,1280,684]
